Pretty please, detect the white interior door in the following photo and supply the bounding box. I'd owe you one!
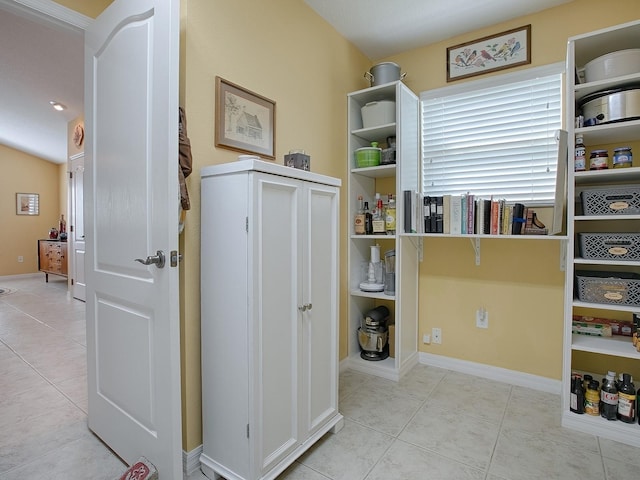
[69,154,86,301]
[84,0,182,478]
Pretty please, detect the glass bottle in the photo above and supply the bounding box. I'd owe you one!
[570,374,585,414]
[372,198,386,234]
[385,194,396,235]
[574,134,586,172]
[617,373,636,423]
[354,195,365,235]
[363,201,373,235]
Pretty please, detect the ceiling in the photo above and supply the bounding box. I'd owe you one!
[0,0,572,165]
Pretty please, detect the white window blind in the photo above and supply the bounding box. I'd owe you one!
[421,64,563,205]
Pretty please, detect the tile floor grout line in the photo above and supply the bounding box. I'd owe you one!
[483,384,513,480]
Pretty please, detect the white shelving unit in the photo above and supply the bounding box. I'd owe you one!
[562,20,640,447]
[347,81,420,381]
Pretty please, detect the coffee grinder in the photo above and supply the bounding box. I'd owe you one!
[357,305,390,361]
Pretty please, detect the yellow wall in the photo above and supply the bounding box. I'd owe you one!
[52,0,110,18]
[0,145,61,275]
[181,0,370,451]
[381,0,639,380]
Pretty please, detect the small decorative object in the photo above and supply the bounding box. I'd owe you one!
[215,76,276,159]
[16,193,39,215]
[447,25,531,82]
[49,227,58,239]
[284,150,310,171]
[73,122,84,148]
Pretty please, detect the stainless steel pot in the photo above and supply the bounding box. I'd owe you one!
[364,62,406,86]
[579,86,640,125]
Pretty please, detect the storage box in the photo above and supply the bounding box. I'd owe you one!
[361,100,395,129]
[284,152,310,171]
[581,184,640,216]
[578,233,640,261]
[572,315,633,336]
[576,270,640,306]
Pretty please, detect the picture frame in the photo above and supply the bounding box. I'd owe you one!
[447,25,531,82]
[215,76,276,159]
[16,193,39,215]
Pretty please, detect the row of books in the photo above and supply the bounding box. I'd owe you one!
[403,191,548,235]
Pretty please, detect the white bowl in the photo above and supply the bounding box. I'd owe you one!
[584,49,640,82]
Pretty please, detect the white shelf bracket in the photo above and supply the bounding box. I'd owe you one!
[406,236,424,262]
[470,237,480,266]
[560,238,567,272]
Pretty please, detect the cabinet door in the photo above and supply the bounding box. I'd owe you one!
[302,183,340,438]
[252,173,302,475]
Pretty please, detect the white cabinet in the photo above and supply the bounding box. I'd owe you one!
[347,81,420,381]
[562,20,640,447]
[200,160,344,480]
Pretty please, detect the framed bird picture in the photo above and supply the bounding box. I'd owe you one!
[446,25,531,82]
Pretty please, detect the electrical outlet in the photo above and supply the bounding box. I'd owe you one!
[476,308,489,328]
[432,327,442,344]
[422,334,431,344]
[17,256,23,263]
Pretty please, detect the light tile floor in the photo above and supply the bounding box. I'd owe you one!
[1,275,639,480]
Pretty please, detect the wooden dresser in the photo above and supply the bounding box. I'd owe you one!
[38,240,68,282]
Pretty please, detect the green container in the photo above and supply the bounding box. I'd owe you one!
[355,146,381,168]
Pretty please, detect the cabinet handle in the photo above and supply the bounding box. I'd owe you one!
[298,303,312,312]
[306,303,312,311]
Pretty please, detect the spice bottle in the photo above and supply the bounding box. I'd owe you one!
[617,373,636,423]
[574,135,586,171]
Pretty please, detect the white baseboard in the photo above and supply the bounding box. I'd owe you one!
[419,352,561,395]
[183,445,203,477]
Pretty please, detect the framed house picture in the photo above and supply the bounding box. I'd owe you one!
[215,76,276,159]
[447,25,531,82]
[16,193,39,215]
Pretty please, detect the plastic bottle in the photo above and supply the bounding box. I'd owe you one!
[570,374,585,414]
[617,373,636,423]
[585,380,600,416]
[574,134,586,171]
[600,371,618,421]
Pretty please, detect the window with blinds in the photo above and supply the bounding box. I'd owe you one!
[421,63,563,205]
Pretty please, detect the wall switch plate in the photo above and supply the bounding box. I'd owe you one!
[432,327,442,344]
[17,256,23,263]
[422,334,431,344]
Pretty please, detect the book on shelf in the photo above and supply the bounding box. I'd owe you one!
[409,194,550,236]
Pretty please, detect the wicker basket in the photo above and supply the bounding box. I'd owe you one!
[576,270,640,306]
[578,233,640,261]
[581,184,640,216]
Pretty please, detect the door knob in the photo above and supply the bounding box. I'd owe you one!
[135,250,165,268]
